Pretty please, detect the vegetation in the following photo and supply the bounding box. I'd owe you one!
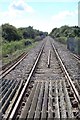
[2,24,22,42]
[55,37,67,44]
[1,23,48,65]
[50,25,80,55]
[2,23,48,42]
[2,23,80,64]
[2,39,32,56]
[50,25,80,44]
[2,39,38,64]
[50,25,80,39]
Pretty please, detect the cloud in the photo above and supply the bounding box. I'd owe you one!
[22,0,79,2]
[0,0,35,26]
[9,0,34,12]
[0,0,78,33]
[52,10,77,21]
[0,0,79,2]
[51,10,78,28]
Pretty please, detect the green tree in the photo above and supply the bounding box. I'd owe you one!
[50,25,80,38]
[2,23,22,41]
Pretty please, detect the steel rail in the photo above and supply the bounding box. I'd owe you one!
[51,42,80,103]
[0,53,28,79]
[0,52,26,71]
[6,38,80,119]
[9,43,45,119]
[70,53,80,63]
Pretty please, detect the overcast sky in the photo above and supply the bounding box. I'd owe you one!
[0,0,79,33]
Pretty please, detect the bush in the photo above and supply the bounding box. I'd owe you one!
[55,37,67,44]
[2,39,33,56]
[24,41,32,46]
[2,24,22,41]
[35,36,42,41]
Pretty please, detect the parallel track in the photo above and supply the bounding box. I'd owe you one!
[71,53,80,63]
[0,41,45,119]
[0,52,28,78]
[8,37,80,119]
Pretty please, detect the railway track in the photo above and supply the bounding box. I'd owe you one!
[0,52,28,78]
[71,53,80,62]
[0,40,45,119]
[0,52,29,119]
[5,37,80,119]
[52,39,80,97]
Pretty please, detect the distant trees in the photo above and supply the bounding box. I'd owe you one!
[50,25,80,38]
[50,25,80,47]
[19,26,48,40]
[1,23,48,42]
[20,26,35,39]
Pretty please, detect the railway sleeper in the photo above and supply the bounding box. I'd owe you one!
[0,81,20,114]
[34,82,44,119]
[62,80,74,118]
[0,80,14,97]
[0,80,11,100]
[19,82,38,119]
[12,79,80,119]
[0,81,17,108]
[0,79,10,92]
[4,80,24,119]
[41,82,49,119]
[59,80,67,118]
[0,79,7,88]
[27,83,41,119]
[3,82,22,120]
[48,81,53,119]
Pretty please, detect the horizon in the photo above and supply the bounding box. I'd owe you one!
[0,0,79,33]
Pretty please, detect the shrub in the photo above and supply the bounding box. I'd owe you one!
[2,39,32,56]
[35,36,42,41]
[24,41,32,46]
[55,37,67,44]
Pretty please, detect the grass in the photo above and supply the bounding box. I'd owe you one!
[1,39,38,65]
[55,37,67,44]
[55,36,80,55]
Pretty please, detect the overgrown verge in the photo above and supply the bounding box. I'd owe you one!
[50,25,80,55]
[55,37,67,44]
[0,23,48,65]
[1,39,38,65]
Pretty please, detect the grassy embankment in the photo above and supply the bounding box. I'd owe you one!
[54,36,80,55]
[55,37,67,44]
[1,39,38,65]
[50,25,80,54]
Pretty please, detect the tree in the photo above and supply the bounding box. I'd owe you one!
[2,23,22,42]
[2,23,48,42]
[50,25,80,38]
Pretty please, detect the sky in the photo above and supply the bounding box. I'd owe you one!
[0,0,79,33]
